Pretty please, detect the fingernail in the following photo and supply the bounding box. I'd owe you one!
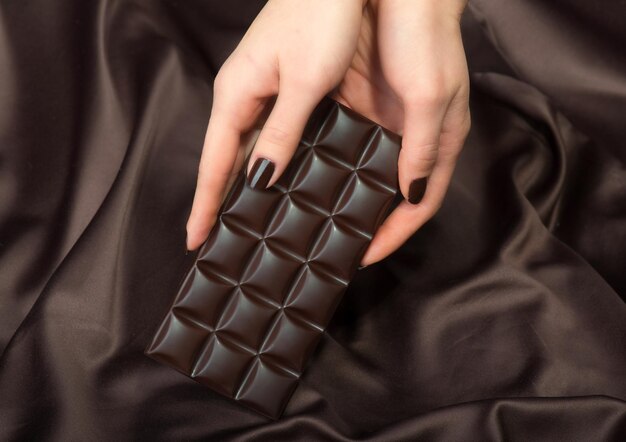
[408,177,428,204]
[357,264,367,270]
[247,157,275,189]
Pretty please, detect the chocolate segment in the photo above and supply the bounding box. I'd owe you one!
[144,96,402,419]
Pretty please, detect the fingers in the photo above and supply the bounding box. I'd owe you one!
[185,72,265,251]
[245,83,325,189]
[397,97,447,205]
[361,148,457,267]
[361,104,470,267]
[186,67,327,250]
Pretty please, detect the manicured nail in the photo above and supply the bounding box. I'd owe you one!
[247,157,275,189]
[408,177,428,204]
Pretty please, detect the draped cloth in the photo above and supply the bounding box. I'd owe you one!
[1,1,625,440]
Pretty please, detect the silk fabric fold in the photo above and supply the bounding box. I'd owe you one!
[1,1,624,440]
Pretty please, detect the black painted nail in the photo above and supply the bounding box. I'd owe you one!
[247,157,275,189]
[408,177,428,204]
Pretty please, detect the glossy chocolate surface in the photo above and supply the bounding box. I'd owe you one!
[144,96,401,419]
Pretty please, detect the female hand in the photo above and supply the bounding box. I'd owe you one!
[335,0,471,266]
[186,0,470,268]
[185,0,365,251]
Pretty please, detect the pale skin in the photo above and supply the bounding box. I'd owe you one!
[185,0,470,267]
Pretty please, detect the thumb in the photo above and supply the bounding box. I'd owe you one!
[398,100,446,205]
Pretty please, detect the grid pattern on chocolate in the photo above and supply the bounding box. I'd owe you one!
[144,96,401,420]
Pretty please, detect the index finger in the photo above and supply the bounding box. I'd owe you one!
[185,78,265,251]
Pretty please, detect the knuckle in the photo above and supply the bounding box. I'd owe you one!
[260,124,292,148]
[213,55,247,94]
[285,55,340,92]
[286,71,327,93]
[421,90,447,107]
[406,81,449,108]
[405,143,439,169]
[409,156,437,173]
[407,161,437,178]
[213,68,233,95]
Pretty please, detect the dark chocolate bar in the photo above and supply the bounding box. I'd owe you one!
[144,96,401,419]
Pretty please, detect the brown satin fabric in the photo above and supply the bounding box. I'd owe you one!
[0,0,625,440]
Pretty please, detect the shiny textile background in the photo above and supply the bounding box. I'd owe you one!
[1,0,625,440]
